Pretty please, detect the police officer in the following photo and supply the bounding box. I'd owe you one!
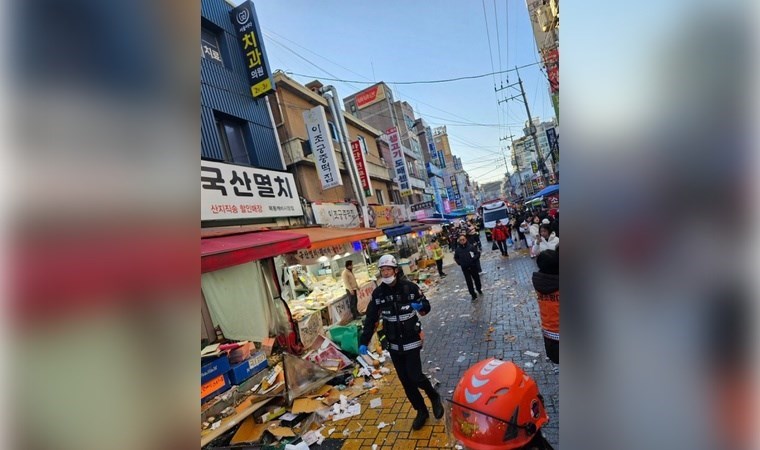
[359,254,444,430]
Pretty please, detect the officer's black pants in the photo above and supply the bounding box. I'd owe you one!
[389,347,438,412]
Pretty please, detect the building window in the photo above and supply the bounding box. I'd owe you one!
[201,27,225,66]
[215,115,250,165]
[327,122,339,142]
[376,189,385,205]
[357,136,368,155]
[302,140,312,157]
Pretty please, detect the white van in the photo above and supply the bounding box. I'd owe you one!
[481,201,510,241]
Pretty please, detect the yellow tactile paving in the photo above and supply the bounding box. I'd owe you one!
[337,360,452,449]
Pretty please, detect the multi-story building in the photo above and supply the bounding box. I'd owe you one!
[510,117,557,197]
[270,73,395,208]
[414,118,449,215]
[527,0,559,121]
[343,84,428,204]
[201,0,305,227]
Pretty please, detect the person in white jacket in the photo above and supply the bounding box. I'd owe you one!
[528,216,541,257]
[532,223,559,255]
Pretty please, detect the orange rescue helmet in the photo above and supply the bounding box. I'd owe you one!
[451,358,548,450]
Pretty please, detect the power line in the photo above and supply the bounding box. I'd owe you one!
[493,0,505,85]
[285,63,540,86]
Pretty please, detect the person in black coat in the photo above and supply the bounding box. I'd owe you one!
[454,234,483,301]
[359,254,443,431]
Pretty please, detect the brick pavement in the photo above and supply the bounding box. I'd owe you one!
[322,237,559,449]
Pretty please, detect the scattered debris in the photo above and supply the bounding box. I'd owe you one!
[505,335,517,343]
[210,421,221,430]
[370,398,382,408]
[524,362,534,368]
[525,351,540,358]
[456,355,466,363]
[377,421,389,429]
[459,314,470,318]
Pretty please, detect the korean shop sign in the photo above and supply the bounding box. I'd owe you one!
[201,160,303,221]
[312,202,360,228]
[304,106,342,190]
[350,140,372,197]
[386,127,412,197]
[229,1,275,99]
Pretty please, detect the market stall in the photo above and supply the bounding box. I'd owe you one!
[200,229,314,446]
[275,226,382,347]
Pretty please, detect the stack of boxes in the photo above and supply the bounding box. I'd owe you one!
[201,344,269,404]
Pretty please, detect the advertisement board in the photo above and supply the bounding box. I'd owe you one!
[201,160,303,221]
[312,202,360,228]
[304,106,342,190]
[229,1,275,98]
[354,84,386,110]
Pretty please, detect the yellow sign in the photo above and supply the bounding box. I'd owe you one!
[251,79,273,98]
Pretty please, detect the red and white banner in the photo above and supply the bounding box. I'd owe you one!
[351,140,372,197]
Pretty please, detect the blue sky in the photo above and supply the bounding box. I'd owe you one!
[252,0,555,184]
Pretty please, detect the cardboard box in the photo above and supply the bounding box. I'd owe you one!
[201,355,230,385]
[228,351,269,385]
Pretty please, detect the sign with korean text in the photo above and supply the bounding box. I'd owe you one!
[350,140,372,197]
[355,84,386,110]
[411,200,435,212]
[531,161,538,174]
[370,205,395,227]
[229,1,275,99]
[542,48,559,94]
[304,106,342,190]
[291,243,353,266]
[444,200,452,214]
[357,281,376,314]
[312,202,360,228]
[386,127,412,197]
[201,160,302,221]
[328,296,353,325]
[297,311,323,348]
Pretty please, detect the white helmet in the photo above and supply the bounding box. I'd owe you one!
[378,254,398,268]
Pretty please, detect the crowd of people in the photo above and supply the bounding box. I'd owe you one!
[427,207,559,362]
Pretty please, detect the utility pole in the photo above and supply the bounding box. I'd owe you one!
[515,66,550,185]
[496,68,551,188]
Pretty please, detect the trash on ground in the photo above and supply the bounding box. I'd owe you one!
[370,397,382,408]
[525,351,540,358]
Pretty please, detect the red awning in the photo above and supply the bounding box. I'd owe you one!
[201,230,311,273]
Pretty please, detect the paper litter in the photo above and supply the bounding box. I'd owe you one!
[456,356,466,363]
[370,398,382,408]
[524,351,541,358]
[377,421,388,429]
[284,443,310,450]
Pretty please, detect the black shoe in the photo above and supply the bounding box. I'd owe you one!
[412,409,429,430]
[431,394,444,419]
[471,295,477,301]
[477,289,483,295]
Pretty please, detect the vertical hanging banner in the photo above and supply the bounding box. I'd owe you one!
[304,106,342,190]
[229,1,275,99]
[386,127,412,197]
[350,140,372,197]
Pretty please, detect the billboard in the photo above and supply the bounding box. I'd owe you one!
[386,127,413,197]
[303,106,342,190]
[354,84,386,110]
[229,1,275,98]
[201,160,303,221]
[351,140,372,197]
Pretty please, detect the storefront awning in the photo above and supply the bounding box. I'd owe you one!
[382,225,413,238]
[202,230,311,273]
[287,226,383,250]
[406,222,432,233]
